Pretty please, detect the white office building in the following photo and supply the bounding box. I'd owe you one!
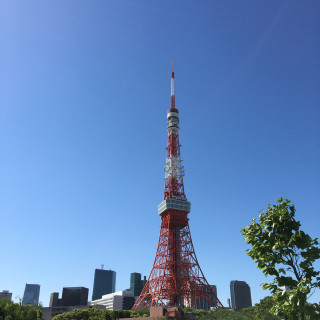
[90,290,134,310]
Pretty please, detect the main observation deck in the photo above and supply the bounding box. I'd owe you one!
[158,199,191,215]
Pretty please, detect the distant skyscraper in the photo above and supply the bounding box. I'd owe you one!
[59,287,88,306]
[0,290,12,301]
[49,292,59,307]
[22,284,40,305]
[196,285,217,310]
[230,280,252,310]
[92,268,116,301]
[130,273,142,297]
[141,276,147,291]
[130,273,146,297]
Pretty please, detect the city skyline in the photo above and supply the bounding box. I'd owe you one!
[1,0,319,308]
[1,269,249,308]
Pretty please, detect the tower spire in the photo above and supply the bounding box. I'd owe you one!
[165,65,185,200]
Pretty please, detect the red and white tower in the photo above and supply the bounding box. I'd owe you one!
[133,66,223,310]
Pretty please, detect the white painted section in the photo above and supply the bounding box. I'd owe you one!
[167,112,179,119]
[164,155,185,179]
[171,77,174,96]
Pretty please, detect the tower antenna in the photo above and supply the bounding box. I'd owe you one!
[171,61,175,109]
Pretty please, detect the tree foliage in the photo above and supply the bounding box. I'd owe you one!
[0,298,42,320]
[48,297,313,320]
[184,297,280,319]
[52,308,149,320]
[241,197,320,320]
[53,305,267,320]
[250,296,280,320]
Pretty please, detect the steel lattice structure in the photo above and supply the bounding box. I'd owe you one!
[133,66,223,310]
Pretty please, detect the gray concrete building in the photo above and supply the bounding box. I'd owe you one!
[196,285,217,310]
[49,292,59,307]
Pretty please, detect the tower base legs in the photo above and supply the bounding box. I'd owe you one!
[132,210,224,310]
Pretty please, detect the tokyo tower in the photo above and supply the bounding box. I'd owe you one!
[133,65,223,310]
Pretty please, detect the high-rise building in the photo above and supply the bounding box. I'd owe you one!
[92,268,116,301]
[130,273,142,297]
[22,284,40,305]
[0,290,12,301]
[141,276,147,292]
[230,280,252,310]
[130,273,146,297]
[49,292,59,307]
[59,287,88,307]
[196,285,217,310]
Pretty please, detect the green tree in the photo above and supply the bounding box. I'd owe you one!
[199,308,254,320]
[249,296,280,320]
[0,298,41,320]
[241,197,320,320]
[52,308,150,320]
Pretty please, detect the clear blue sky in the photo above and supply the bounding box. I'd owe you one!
[1,0,319,308]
